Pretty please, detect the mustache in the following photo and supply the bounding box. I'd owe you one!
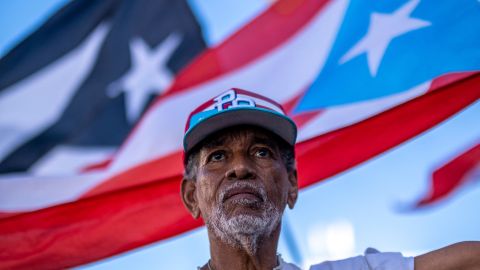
[219,181,267,203]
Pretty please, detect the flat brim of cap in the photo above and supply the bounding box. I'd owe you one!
[183,107,297,153]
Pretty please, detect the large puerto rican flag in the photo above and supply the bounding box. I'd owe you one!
[1,0,479,268]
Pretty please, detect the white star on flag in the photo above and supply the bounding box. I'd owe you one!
[108,33,182,122]
[340,0,431,76]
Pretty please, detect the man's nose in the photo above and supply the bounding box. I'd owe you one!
[225,155,256,180]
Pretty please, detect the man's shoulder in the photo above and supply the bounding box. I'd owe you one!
[309,249,414,270]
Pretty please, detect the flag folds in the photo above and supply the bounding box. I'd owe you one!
[0,0,479,268]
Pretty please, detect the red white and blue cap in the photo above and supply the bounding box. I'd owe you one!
[183,88,297,153]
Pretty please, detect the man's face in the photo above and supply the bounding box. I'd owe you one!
[181,126,297,251]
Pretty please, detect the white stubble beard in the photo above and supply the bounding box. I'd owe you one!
[205,182,282,255]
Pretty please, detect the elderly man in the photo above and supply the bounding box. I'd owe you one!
[180,88,479,270]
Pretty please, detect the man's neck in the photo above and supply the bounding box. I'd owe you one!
[205,226,281,270]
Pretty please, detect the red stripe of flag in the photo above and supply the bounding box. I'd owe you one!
[415,142,480,207]
[0,175,202,270]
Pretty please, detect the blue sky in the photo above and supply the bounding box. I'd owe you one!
[1,1,479,269]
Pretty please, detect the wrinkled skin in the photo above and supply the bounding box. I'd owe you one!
[181,126,298,270]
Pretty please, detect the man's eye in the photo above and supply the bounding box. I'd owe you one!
[208,151,226,162]
[255,148,271,158]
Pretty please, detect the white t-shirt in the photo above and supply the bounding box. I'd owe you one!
[201,249,414,270]
[276,249,414,270]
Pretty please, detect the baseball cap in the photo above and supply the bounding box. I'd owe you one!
[183,88,297,153]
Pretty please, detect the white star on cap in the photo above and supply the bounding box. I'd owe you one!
[339,0,431,76]
[108,33,182,122]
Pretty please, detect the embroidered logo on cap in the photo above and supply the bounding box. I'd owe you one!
[186,88,287,132]
[213,89,255,111]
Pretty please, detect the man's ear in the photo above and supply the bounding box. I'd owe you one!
[181,178,200,218]
[287,169,298,209]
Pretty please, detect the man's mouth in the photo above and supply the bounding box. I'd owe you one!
[222,185,265,204]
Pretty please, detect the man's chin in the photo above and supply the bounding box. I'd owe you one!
[225,213,270,235]
[206,201,282,254]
